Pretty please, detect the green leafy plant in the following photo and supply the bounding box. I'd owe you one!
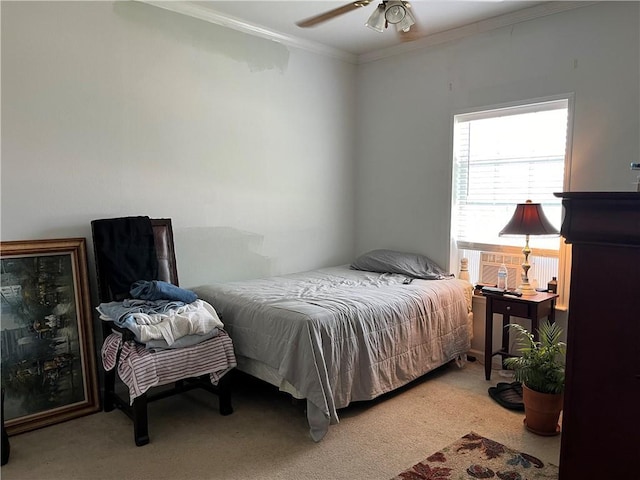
[503,320,566,395]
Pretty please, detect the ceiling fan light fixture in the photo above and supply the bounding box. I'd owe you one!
[297,0,421,38]
[395,3,415,32]
[365,3,386,33]
[384,1,406,24]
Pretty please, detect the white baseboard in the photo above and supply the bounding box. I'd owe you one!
[468,348,483,361]
[467,348,513,373]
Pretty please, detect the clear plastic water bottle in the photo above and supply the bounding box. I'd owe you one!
[497,263,508,290]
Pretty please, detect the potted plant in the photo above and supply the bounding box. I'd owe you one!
[504,320,566,436]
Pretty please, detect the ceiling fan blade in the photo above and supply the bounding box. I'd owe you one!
[296,1,373,28]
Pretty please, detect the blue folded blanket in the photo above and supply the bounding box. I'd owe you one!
[130,280,197,303]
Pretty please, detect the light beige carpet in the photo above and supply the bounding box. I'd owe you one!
[1,361,561,480]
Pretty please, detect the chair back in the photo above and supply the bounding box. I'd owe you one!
[150,219,179,287]
[91,217,179,303]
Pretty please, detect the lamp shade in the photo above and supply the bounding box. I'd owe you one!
[499,200,559,237]
[384,1,407,24]
[365,4,386,32]
[395,5,415,32]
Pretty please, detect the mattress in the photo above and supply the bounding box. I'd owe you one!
[193,265,473,441]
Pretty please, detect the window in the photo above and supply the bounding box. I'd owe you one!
[450,97,572,308]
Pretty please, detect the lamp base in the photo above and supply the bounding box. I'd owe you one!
[518,283,537,296]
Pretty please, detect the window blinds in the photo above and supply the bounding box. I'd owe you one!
[452,100,568,252]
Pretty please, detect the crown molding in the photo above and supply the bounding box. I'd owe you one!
[138,0,358,64]
[138,1,595,66]
[359,1,596,64]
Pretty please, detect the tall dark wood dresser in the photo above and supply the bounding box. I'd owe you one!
[555,192,640,478]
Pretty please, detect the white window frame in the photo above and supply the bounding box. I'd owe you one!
[448,94,574,309]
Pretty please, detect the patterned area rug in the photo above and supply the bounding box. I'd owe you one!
[392,432,558,480]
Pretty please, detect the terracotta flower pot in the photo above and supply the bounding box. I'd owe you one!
[522,384,563,436]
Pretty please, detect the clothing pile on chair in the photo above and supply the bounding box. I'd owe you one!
[97,280,224,350]
[98,279,236,409]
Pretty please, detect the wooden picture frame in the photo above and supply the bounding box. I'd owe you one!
[0,238,100,435]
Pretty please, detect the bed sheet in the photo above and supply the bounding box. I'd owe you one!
[193,265,472,441]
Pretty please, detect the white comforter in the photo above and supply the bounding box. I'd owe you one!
[193,265,472,441]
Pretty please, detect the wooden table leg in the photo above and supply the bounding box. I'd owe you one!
[501,313,511,370]
[485,296,493,380]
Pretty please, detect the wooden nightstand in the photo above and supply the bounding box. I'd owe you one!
[484,291,558,380]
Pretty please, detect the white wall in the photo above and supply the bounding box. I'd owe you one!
[354,2,640,270]
[3,2,638,357]
[1,1,357,294]
[353,1,639,358]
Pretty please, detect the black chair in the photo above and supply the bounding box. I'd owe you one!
[91,217,234,446]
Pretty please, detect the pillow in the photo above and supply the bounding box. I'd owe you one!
[350,249,452,280]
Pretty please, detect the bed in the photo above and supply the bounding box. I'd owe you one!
[192,250,473,441]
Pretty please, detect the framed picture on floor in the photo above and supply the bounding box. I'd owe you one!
[0,238,100,435]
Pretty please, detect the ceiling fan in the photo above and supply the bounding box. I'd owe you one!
[296,1,419,36]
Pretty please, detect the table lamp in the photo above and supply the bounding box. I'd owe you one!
[499,200,559,296]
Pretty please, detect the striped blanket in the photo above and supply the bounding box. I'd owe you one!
[101,330,236,404]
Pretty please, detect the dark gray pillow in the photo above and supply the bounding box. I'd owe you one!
[350,249,452,280]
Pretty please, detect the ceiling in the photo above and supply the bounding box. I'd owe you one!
[144,1,588,62]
